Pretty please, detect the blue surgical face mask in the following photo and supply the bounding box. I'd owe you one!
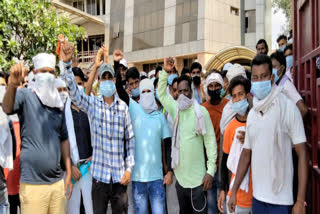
[286,55,293,69]
[131,87,140,97]
[251,80,272,100]
[272,68,279,83]
[220,88,226,97]
[232,98,249,116]
[168,74,178,86]
[279,44,286,52]
[100,80,115,98]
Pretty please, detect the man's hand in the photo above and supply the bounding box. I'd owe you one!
[113,49,123,62]
[217,190,226,213]
[237,131,245,144]
[95,47,104,69]
[65,175,73,200]
[120,170,131,186]
[164,57,175,73]
[201,173,213,191]
[163,171,173,185]
[71,165,81,182]
[8,63,24,86]
[85,156,92,163]
[228,191,237,213]
[60,42,75,63]
[292,200,306,214]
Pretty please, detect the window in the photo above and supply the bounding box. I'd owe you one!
[183,57,196,68]
[230,6,239,16]
[143,62,164,73]
[245,10,256,33]
[72,0,84,11]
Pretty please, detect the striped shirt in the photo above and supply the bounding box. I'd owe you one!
[61,62,135,184]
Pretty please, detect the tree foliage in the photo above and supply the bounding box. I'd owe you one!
[272,0,291,20]
[0,0,86,72]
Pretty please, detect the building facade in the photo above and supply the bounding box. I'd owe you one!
[54,0,270,73]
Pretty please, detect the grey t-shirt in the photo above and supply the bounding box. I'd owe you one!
[11,88,68,184]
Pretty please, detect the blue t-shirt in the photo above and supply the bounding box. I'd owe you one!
[129,99,171,182]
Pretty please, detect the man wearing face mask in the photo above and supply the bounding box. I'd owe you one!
[2,53,73,214]
[55,78,68,104]
[158,57,217,214]
[228,55,308,214]
[284,44,294,80]
[114,50,173,214]
[59,42,135,214]
[190,62,203,104]
[202,71,229,214]
[270,51,308,117]
[277,35,288,52]
[126,67,141,102]
[218,76,253,214]
[168,74,179,100]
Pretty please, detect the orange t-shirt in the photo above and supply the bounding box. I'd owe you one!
[4,122,21,195]
[202,98,229,167]
[223,118,252,208]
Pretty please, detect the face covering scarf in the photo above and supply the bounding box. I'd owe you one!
[171,94,206,169]
[33,73,64,109]
[139,92,158,114]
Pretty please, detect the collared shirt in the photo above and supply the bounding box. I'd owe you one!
[61,62,135,184]
[158,70,217,188]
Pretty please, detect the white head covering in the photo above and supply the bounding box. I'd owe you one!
[148,70,156,78]
[205,72,223,88]
[226,64,247,82]
[120,59,128,68]
[55,78,66,89]
[140,71,147,78]
[223,62,233,71]
[32,53,56,70]
[139,78,154,94]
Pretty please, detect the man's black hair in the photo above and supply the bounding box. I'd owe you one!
[190,62,202,72]
[245,70,252,81]
[126,67,140,81]
[0,72,8,84]
[277,35,287,43]
[72,67,85,82]
[155,65,162,77]
[256,39,269,53]
[177,75,192,91]
[181,67,191,76]
[172,77,178,87]
[284,44,293,53]
[270,51,287,71]
[140,76,147,80]
[228,75,251,95]
[220,70,228,79]
[251,54,273,75]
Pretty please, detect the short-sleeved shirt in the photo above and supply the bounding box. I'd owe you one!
[129,99,171,182]
[202,99,229,167]
[281,79,302,104]
[71,107,92,160]
[11,88,68,184]
[223,117,252,208]
[244,93,306,205]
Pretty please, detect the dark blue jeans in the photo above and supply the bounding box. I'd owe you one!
[207,171,219,214]
[132,179,165,214]
[252,197,292,214]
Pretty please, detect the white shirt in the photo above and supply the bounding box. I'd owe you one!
[244,93,306,205]
[281,80,302,105]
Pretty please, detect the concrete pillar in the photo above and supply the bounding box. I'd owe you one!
[124,0,134,53]
[163,0,176,46]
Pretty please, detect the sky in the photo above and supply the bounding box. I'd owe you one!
[271,8,287,50]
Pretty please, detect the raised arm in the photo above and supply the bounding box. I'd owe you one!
[113,49,129,105]
[59,42,92,114]
[2,63,25,114]
[158,57,178,119]
[85,46,104,95]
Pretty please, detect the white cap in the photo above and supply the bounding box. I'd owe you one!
[206,72,223,88]
[55,78,66,89]
[226,64,247,82]
[119,59,128,68]
[32,53,56,70]
[148,70,155,78]
[223,62,233,71]
[139,78,154,94]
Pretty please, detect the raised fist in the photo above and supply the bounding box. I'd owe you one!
[60,42,75,63]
